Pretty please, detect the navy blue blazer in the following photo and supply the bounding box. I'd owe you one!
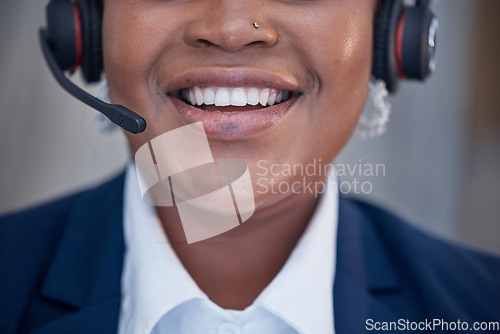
[1,171,499,334]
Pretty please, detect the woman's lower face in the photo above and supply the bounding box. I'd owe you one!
[103,0,376,211]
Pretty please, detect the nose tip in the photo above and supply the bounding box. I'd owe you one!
[184,16,278,52]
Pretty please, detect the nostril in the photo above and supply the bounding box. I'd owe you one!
[247,41,262,47]
[196,39,215,47]
[195,38,265,51]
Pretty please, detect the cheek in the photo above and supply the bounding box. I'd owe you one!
[318,23,372,142]
[102,1,185,147]
[102,2,175,105]
[310,9,373,109]
[284,4,374,158]
[103,5,143,90]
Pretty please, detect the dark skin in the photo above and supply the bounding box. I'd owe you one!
[103,0,376,309]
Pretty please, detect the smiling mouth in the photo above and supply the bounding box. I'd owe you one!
[165,68,302,138]
[174,86,295,114]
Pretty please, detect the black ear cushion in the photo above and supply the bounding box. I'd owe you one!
[46,0,78,71]
[373,0,404,93]
[78,0,103,83]
[401,6,435,80]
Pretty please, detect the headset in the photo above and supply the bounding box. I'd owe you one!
[39,0,438,134]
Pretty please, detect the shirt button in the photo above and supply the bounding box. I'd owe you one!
[217,322,241,334]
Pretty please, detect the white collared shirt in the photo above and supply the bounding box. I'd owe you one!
[118,163,338,334]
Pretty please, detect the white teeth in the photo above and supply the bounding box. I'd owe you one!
[214,87,231,106]
[203,88,215,105]
[247,88,259,106]
[259,89,269,106]
[276,91,283,104]
[182,86,291,107]
[268,91,277,106]
[194,86,204,106]
[188,90,196,105]
[231,88,247,106]
[213,110,243,114]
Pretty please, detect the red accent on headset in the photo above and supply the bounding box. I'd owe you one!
[396,13,407,80]
[72,1,83,70]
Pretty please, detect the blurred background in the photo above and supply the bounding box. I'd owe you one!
[0,0,499,254]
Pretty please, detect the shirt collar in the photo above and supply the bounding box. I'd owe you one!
[120,162,338,334]
[119,163,207,334]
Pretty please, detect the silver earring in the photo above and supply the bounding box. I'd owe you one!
[356,78,391,139]
[95,75,118,134]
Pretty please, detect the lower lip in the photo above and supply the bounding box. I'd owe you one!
[169,95,299,139]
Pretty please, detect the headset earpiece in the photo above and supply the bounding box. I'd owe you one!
[45,0,103,83]
[77,0,103,83]
[45,0,81,72]
[373,0,438,93]
[401,5,438,81]
[373,0,404,93]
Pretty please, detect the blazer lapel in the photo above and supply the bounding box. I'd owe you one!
[32,172,126,334]
[334,195,405,334]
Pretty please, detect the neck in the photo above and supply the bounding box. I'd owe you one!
[156,190,320,310]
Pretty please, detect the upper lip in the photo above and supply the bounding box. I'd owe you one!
[165,67,302,95]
